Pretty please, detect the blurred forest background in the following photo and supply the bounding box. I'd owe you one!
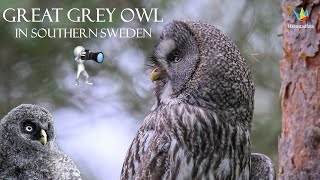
[0,0,281,179]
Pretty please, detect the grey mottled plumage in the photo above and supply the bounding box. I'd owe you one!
[121,20,275,180]
[0,104,81,180]
[250,153,275,180]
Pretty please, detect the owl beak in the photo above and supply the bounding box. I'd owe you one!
[39,129,47,145]
[150,67,161,82]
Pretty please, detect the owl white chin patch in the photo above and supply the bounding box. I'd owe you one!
[151,81,174,111]
[160,81,173,102]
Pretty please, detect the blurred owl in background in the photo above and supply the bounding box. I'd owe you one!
[0,104,82,180]
[121,20,274,179]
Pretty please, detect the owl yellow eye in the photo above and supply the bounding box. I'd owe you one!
[25,126,33,132]
[172,55,181,63]
[167,50,181,63]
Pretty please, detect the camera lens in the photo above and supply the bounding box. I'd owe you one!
[89,52,104,63]
[97,53,104,63]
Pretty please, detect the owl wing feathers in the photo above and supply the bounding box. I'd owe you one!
[135,131,170,179]
[121,111,169,179]
[121,103,251,179]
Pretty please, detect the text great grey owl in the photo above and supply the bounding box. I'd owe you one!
[0,104,82,180]
[121,20,275,179]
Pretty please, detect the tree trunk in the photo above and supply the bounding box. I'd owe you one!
[279,0,320,179]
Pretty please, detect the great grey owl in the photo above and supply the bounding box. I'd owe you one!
[0,104,82,180]
[121,20,275,179]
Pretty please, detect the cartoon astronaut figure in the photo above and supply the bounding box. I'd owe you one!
[73,46,93,85]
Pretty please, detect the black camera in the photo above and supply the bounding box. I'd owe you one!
[80,49,104,63]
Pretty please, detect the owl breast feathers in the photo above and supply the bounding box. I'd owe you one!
[121,20,275,180]
[0,104,82,180]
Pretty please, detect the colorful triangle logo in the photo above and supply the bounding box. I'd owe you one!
[293,8,309,22]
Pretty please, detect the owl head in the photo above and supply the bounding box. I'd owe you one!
[0,104,57,156]
[149,20,254,127]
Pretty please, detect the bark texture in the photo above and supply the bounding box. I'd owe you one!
[279,0,320,179]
